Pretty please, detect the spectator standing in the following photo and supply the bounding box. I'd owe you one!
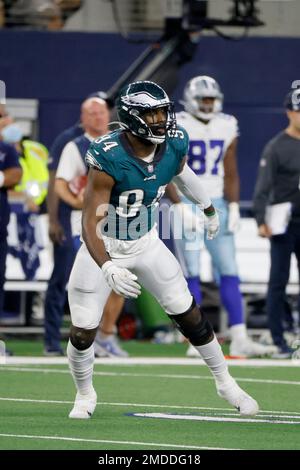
[253,89,300,358]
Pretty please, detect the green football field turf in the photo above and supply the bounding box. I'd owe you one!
[3,339,190,357]
[0,342,300,450]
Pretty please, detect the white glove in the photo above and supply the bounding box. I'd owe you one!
[102,261,141,299]
[172,202,203,233]
[228,202,240,233]
[205,211,220,240]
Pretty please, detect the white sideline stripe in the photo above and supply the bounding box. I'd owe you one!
[4,356,300,367]
[1,396,300,417]
[1,366,300,387]
[0,397,73,404]
[133,413,300,425]
[0,433,236,450]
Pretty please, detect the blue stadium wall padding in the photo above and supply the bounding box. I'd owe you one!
[0,31,299,200]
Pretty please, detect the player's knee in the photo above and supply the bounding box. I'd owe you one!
[69,325,98,351]
[168,299,214,346]
[161,284,193,315]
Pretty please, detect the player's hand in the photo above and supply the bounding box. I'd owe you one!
[173,202,203,233]
[205,210,220,240]
[102,261,141,299]
[49,220,65,245]
[228,202,240,233]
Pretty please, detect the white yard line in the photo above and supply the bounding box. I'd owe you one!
[0,397,74,404]
[1,365,300,387]
[0,433,237,450]
[3,356,300,367]
[0,396,300,417]
[133,413,300,425]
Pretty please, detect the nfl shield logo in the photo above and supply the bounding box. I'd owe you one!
[148,164,154,173]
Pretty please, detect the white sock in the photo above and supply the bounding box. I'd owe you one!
[230,324,248,342]
[193,336,233,387]
[67,340,95,396]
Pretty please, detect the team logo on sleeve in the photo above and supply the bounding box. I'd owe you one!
[86,152,103,171]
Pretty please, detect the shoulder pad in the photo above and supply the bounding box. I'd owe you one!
[167,125,189,156]
[85,131,121,180]
[216,113,239,137]
[218,112,235,121]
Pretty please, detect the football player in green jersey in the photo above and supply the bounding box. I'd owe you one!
[67,81,258,419]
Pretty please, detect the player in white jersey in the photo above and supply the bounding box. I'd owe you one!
[170,75,275,357]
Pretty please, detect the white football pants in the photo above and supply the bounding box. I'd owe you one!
[68,230,192,330]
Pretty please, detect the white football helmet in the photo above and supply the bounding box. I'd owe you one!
[182,75,223,121]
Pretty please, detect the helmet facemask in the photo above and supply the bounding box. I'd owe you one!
[134,102,176,144]
[194,96,222,122]
[117,81,177,144]
[183,76,223,122]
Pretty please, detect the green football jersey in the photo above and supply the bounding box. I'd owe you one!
[86,126,189,240]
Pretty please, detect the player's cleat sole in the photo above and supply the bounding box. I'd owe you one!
[69,388,97,419]
[217,380,259,416]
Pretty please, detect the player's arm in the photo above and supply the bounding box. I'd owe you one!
[55,178,84,209]
[82,168,113,267]
[253,143,275,238]
[223,137,240,232]
[82,168,141,298]
[173,157,212,211]
[224,137,239,202]
[172,157,219,239]
[165,182,203,233]
[0,166,22,188]
[165,182,181,204]
[54,142,85,210]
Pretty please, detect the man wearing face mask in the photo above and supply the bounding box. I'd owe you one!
[0,112,23,321]
[1,121,23,146]
[0,105,13,134]
[0,117,48,212]
[1,118,49,305]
